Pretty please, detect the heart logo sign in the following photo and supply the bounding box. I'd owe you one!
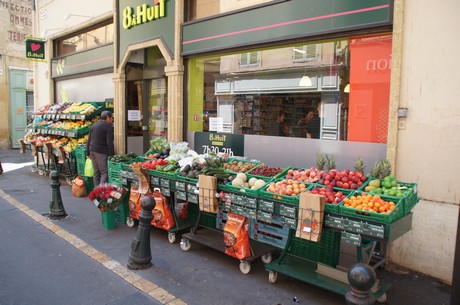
[31,43,41,52]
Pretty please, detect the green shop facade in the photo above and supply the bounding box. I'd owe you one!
[114,0,394,169]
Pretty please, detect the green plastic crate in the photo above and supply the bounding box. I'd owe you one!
[188,201,217,229]
[338,191,404,224]
[288,228,341,267]
[115,197,129,224]
[308,184,355,214]
[222,174,273,197]
[258,178,313,204]
[357,179,418,216]
[247,164,291,180]
[223,158,260,174]
[74,145,87,175]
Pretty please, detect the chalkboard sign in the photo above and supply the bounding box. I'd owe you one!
[194,132,244,157]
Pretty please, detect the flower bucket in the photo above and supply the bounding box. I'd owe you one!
[101,210,116,230]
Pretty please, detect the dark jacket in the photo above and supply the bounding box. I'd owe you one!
[86,120,114,156]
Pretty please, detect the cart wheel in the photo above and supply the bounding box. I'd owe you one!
[268,271,278,284]
[38,169,45,176]
[31,166,37,173]
[376,293,387,303]
[261,253,273,264]
[239,261,252,274]
[168,233,177,244]
[126,217,137,228]
[180,238,191,251]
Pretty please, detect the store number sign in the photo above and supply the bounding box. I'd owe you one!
[194,132,244,157]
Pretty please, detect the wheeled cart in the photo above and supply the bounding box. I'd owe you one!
[265,211,414,303]
[124,171,196,244]
[180,208,276,274]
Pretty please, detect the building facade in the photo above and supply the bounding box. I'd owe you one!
[0,0,34,149]
[33,0,460,284]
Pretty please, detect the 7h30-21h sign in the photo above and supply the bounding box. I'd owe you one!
[25,38,46,62]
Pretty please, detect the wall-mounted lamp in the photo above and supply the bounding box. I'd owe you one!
[63,13,92,21]
[41,28,65,36]
[398,107,408,118]
[343,83,350,93]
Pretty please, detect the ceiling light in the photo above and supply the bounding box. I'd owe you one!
[299,75,312,87]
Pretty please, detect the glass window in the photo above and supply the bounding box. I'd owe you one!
[55,22,114,57]
[148,78,168,138]
[240,52,260,67]
[293,45,318,63]
[187,0,276,21]
[187,34,392,143]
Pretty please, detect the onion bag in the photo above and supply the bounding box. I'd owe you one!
[223,213,251,260]
[71,176,87,197]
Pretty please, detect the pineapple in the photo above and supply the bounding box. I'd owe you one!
[380,160,392,178]
[315,153,326,171]
[324,154,336,171]
[370,160,392,179]
[370,161,382,178]
[354,157,366,174]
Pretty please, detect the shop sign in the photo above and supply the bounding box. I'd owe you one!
[122,0,166,30]
[25,37,46,62]
[194,132,244,157]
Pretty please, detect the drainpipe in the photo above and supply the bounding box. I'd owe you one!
[451,207,460,305]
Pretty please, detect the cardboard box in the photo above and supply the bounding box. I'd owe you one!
[295,192,325,242]
[199,175,218,213]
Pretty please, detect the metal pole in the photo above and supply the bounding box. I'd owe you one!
[127,195,155,270]
[48,170,67,219]
[451,207,460,305]
[345,263,376,305]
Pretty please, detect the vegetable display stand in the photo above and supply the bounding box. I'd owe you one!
[265,202,414,303]
[180,181,276,274]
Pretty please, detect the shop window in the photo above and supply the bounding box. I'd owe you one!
[186,0,276,21]
[55,21,114,57]
[187,34,392,144]
[240,52,260,67]
[26,91,34,125]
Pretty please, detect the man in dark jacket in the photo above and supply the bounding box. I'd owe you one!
[86,110,114,186]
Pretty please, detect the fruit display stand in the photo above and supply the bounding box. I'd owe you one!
[26,102,105,182]
[106,144,419,293]
[180,175,277,274]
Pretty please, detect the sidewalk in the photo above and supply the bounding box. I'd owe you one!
[0,149,452,305]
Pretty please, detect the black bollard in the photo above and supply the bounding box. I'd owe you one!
[127,195,155,270]
[48,170,67,219]
[345,263,376,305]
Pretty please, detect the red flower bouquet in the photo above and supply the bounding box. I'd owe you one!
[88,184,127,212]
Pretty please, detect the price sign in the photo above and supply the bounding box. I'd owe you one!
[194,132,244,157]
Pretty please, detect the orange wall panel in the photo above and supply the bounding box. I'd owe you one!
[347,35,392,143]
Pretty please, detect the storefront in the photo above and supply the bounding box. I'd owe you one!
[114,0,184,155]
[182,0,393,169]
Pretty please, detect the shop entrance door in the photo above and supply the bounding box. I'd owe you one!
[126,80,149,155]
[9,69,29,148]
